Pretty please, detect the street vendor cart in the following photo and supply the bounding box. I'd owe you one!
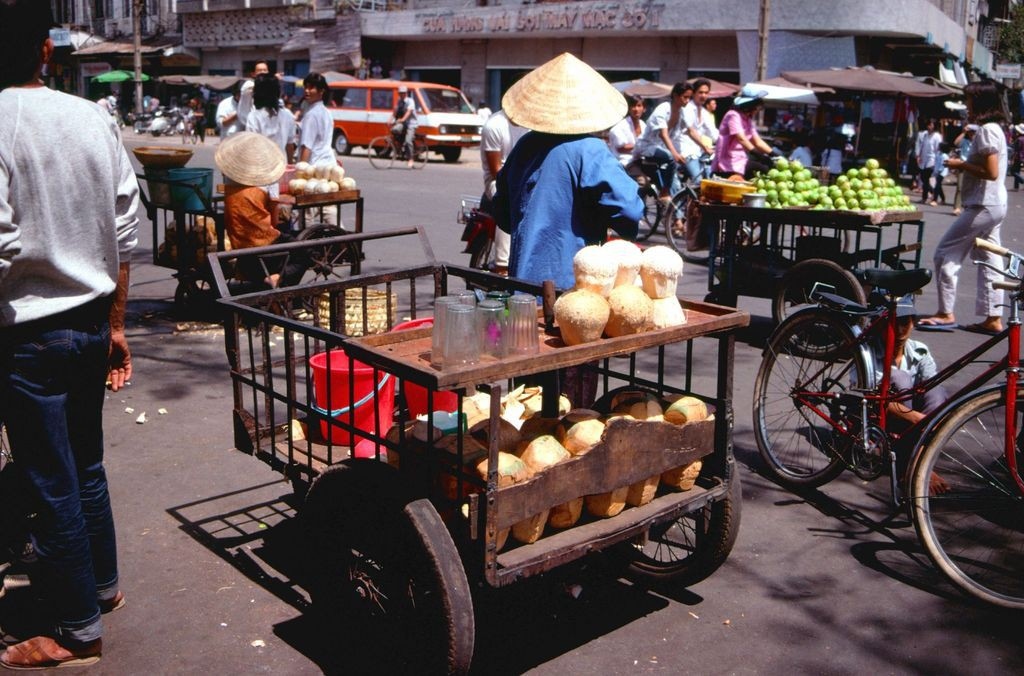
[699,203,924,322]
[211,228,749,673]
[136,168,364,307]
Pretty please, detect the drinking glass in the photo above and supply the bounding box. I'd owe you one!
[430,295,460,367]
[507,294,539,355]
[476,299,507,359]
[443,303,480,367]
[456,289,478,307]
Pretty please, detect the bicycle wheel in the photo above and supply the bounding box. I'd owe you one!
[753,310,870,489]
[635,184,662,242]
[663,188,694,256]
[909,385,1024,609]
[772,258,866,325]
[367,136,395,169]
[410,138,429,169]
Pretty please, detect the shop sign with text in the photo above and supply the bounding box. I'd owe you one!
[420,3,664,35]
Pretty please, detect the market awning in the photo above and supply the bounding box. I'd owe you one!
[754,76,834,95]
[159,74,243,90]
[747,82,820,105]
[73,40,175,56]
[611,79,671,98]
[780,66,951,98]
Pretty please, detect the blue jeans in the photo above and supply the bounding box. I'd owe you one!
[0,298,119,646]
[644,147,679,195]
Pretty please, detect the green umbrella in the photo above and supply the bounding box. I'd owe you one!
[93,69,150,83]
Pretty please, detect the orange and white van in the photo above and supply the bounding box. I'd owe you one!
[327,80,482,162]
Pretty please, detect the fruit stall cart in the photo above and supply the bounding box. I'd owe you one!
[210,228,749,674]
[699,203,924,322]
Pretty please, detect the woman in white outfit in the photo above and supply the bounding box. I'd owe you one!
[245,73,295,198]
[918,80,1007,335]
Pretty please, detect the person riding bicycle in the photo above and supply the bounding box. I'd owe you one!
[389,85,419,168]
[681,78,716,179]
[712,85,775,180]
[632,81,692,202]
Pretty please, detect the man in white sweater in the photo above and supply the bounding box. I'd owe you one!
[0,0,138,668]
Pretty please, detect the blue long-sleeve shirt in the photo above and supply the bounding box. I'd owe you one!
[493,132,643,289]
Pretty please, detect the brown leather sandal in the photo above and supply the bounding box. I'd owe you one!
[0,636,101,670]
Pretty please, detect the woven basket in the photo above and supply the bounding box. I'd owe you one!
[132,146,193,170]
[317,288,398,336]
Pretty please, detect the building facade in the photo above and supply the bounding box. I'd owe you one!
[75,0,1015,108]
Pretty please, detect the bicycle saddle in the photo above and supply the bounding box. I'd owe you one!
[861,268,932,297]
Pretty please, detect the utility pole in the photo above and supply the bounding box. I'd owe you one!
[756,0,771,82]
[132,0,143,116]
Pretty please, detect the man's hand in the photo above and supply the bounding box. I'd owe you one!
[107,330,131,392]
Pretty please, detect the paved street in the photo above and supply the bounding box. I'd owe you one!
[3,128,1023,674]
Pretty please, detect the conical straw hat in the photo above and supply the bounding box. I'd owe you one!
[502,53,626,135]
[214,131,286,187]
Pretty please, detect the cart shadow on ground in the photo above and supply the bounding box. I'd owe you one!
[732,441,972,606]
[166,480,707,674]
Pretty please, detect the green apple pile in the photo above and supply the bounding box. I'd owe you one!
[752,158,914,211]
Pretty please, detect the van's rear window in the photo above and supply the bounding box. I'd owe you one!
[418,88,473,114]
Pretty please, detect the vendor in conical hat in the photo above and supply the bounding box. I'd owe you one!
[492,52,644,290]
[215,131,308,287]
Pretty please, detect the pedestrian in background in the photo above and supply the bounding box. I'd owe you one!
[297,72,336,165]
[915,118,941,204]
[1010,122,1024,190]
[0,0,138,668]
[918,80,1007,335]
[478,109,526,275]
[607,92,645,166]
[931,142,950,206]
[950,123,976,215]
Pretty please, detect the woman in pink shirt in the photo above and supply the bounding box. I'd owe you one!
[712,85,774,178]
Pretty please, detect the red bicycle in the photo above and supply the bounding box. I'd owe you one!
[753,238,1024,608]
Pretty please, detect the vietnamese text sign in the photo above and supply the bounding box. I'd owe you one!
[995,63,1021,79]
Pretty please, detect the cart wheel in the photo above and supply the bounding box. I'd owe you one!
[615,473,741,587]
[772,259,866,324]
[295,223,359,283]
[303,461,475,675]
[173,276,213,310]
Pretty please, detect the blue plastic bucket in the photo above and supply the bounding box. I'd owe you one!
[168,167,213,212]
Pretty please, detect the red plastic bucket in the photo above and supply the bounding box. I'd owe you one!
[392,318,458,417]
[309,349,395,444]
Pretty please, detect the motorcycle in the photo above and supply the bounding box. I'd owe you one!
[458,195,497,272]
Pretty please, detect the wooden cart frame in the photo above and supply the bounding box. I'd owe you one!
[699,204,925,322]
[211,228,749,673]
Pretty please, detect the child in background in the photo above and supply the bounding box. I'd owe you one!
[931,142,950,206]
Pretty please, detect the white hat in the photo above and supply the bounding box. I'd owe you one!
[214,131,286,187]
[501,52,626,135]
[398,84,408,93]
[734,85,768,108]
[1014,123,1024,135]
[965,123,979,132]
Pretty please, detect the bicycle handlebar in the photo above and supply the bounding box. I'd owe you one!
[975,237,1011,257]
[993,281,1020,291]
